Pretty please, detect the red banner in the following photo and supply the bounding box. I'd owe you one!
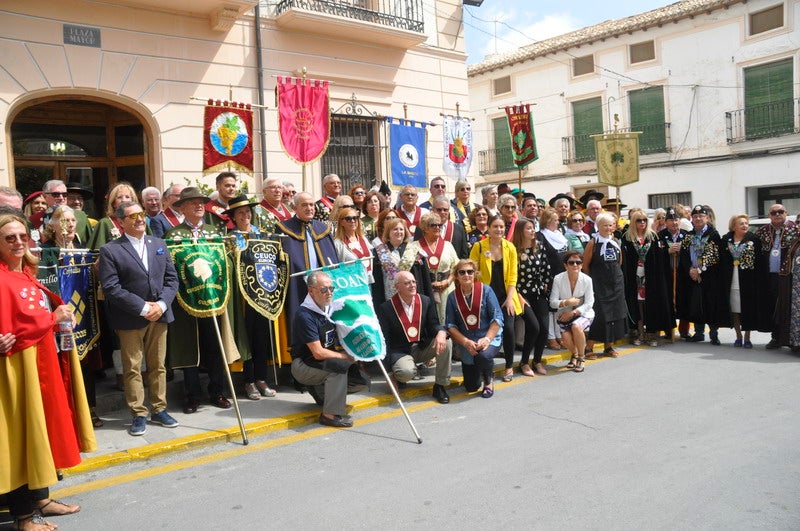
[504,104,538,169]
[203,100,254,175]
[276,77,330,165]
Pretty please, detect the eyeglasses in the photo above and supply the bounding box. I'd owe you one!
[770,209,786,215]
[570,218,584,223]
[459,187,471,192]
[343,216,359,222]
[432,184,446,189]
[475,211,488,216]
[457,269,475,276]
[126,211,146,221]
[567,260,583,266]
[316,286,335,294]
[352,190,365,195]
[4,233,29,244]
[427,223,442,229]
[46,192,67,198]
[501,205,517,210]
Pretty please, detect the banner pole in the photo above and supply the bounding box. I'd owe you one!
[211,316,249,445]
[267,321,279,385]
[289,256,373,278]
[378,362,422,444]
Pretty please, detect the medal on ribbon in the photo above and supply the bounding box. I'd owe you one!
[455,282,483,331]
[390,293,423,343]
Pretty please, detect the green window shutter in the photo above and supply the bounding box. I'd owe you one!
[744,59,793,139]
[572,97,603,162]
[629,86,666,153]
[493,116,514,172]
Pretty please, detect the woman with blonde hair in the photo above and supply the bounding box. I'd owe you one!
[88,181,142,249]
[333,207,374,283]
[719,214,762,348]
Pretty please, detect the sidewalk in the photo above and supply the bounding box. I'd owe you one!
[70,346,582,477]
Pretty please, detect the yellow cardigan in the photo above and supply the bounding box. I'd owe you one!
[469,238,523,315]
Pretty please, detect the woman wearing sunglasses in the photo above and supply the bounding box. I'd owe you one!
[445,259,503,397]
[549,250,595,372]
[334,207,374,283]
[621,210,674,347]
[582,212,628,359]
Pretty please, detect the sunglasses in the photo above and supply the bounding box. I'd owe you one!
[4,233,29,244]
[567,260,583,266]
[457,269,475,276]
[635,219,648,223]
[769,209,786,215]
[46,192,67,198]
[352,190,365,195]
[427,223,442,229]
[459,187,471,192]
[502,205,517,210]
[343,216,359,222]
[127,211,146,221]
[317,286,335,294]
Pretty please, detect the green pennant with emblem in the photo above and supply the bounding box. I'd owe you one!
[169,241,230,317]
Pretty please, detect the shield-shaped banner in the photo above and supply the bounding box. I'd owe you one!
[327,261,386,362]
[504,104,539,168]
[235,238,289,320]
[169,241,230,318]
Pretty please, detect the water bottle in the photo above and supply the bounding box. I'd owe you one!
[58,320,75,351]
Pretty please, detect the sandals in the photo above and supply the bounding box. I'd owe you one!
[13,513,55,531]
[573,358,585,373]
[502,370,513,382]
[37,498,80,517]
[604,347,619,358]
[565,355,577,369]
[481,383,494,398]
[90,408,104,428]
[584,346,597,360]
[244,382,261,400]
[255,380,277,398]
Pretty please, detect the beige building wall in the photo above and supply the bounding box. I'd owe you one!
[0,0,469,199]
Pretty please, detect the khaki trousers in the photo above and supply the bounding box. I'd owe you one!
[116,322,168,417]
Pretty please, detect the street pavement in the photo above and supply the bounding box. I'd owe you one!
[9,329,798,530]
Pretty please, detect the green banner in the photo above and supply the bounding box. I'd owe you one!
[169,241,230,317]
[328,261,385,362]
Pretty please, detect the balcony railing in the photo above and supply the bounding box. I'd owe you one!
[274,0,424,32]
[561,123,671,165]
[725,99,799,144]
[478,147,518,176]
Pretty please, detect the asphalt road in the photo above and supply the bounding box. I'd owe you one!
[44,331,800,530]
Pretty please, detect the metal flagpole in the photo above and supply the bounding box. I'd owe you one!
[378,362,422,444]
[211,315,249,445]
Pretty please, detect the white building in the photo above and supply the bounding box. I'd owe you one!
[468,0,800,223]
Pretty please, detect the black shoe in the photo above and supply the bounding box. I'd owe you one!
[182,396,199,414]
[432,384,450,404]
[307,386,324,406]
[319,414,353,428]
[710,333,721,346]
[765,339,780,350]
[688,334,705,342]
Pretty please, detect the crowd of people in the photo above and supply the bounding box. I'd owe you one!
[1,174,798,528]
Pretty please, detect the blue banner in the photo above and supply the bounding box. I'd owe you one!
[59,251,100,360]
[389,118,427,188]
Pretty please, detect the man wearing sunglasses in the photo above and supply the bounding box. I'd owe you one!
[99,202,179,436]
[755,204,795,348]
[419,176,447,210]
[35,180,93,244]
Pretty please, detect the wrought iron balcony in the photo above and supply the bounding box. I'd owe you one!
[274,0,425,47]
[478,147,517,176]
[725,99,799,143]
[561,123,671,164]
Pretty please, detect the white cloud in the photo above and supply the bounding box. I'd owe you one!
[475,12,581,61]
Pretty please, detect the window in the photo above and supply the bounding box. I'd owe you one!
[571,97,603,162]
[648,192,691,210]
[629,86,668,154]
[572,55,594,77]
[491,116,515,173]
[749,4,783,36]
[743,58,793,139]
[629,41,655,64]
[321,115,381,191]
[492,75,511,96]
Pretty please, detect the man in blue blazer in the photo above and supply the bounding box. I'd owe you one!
[99,201,179,436]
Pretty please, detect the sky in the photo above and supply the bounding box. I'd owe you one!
[463,0,679,65]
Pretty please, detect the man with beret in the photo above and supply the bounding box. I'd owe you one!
[659,207,689,340]
[676,205,728,344]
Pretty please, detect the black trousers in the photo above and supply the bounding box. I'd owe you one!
[522,295,549,365]
[5,485,48,517]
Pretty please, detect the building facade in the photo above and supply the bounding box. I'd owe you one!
[468,0,800,222]
[1,0,469,216]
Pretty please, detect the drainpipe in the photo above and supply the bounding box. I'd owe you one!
[254,3,269,189]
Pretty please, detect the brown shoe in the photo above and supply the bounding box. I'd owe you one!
[533,363,547,375]
[520,364,535,377]
[255,380,277,397]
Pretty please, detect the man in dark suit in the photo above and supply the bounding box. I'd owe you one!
[378,271,452,404]
[99,201,179,436]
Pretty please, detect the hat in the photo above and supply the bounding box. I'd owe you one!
[691,205,708,216]
[378,181,391,196]
[603,198,627,210]
[24,190,43,205]
[66,181,94,199]
[536,197,546,207]
[664,207,679,220]
[548,193,575,209]
[510,187,526,197]
[522,192,537,200]
[497,183,511,195]
[173,187,209,207]
[224,194,258,216]
[579,189,605,205]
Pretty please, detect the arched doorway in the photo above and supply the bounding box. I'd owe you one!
[10,98,151,219]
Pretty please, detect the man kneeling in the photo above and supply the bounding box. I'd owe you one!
[291,270,368,427]
[378,271,452,403]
